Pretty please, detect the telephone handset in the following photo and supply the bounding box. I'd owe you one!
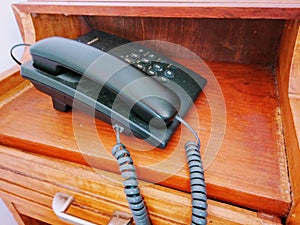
[30,36,180,126]
[21,31,207,148]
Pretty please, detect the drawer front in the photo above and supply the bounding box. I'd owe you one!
[0,146,192,225]
[0,146,282,224]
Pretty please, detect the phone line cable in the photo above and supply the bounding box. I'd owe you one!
[112,116,207,225]
[175,115,208,225]
[112,124,152,225]
[10,43,31,65]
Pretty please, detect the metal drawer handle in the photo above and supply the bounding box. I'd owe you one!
[52,193,132,225]
[52,192,97,225]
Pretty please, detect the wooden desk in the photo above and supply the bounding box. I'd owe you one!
[0,1,299,224]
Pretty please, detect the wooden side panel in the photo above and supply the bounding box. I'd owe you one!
[277,20,300,225]
[12,4,36,44]
[289,23,300,97]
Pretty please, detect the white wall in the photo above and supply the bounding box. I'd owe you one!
[0,0,26,73]
[0,199,18,225]
[0,1,25,224]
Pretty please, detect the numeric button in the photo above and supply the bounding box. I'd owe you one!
[164,70,175,78]
[141,58,151,63]
[130,53,140,59]
[135,63,145,70]
[153,63,163,72]
[147,69,157,76]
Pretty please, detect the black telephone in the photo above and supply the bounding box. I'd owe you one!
[20,30,207,148]
[19,30,208,224]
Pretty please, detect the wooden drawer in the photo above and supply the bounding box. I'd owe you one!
[0,145,282,224]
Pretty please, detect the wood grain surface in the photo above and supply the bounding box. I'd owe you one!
[6,1,299,221]
[0,60,290,216]
[0,145,282,224]
[17,13,284,66]
[277,20,300,224]
[13,1,300,20]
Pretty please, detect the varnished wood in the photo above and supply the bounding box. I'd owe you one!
[289,22,300,97]
[13,1,300,20]
[85,16,284,65]
[12,4,36,45]
[0,190,70,225]
[0,66,29,103]
[12,9,285,65]
[290,99,300,144]
[0,145,282,224]
[277,20,300,225]
[4,1,300,223]
[16,9,287,67]
[0,61,290,216]
[20,215,50,225]
[32,14,83,41]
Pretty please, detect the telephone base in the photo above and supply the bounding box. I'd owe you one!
[21,61,176,148]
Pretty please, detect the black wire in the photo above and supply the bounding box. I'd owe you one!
[10,43,31,65]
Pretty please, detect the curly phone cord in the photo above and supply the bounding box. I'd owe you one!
[112,143,151,225]
[185,141,207,225]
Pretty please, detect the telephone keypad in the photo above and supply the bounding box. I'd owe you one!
[127,47,179,83]
[76,29,206,103]
[120,47,176,82]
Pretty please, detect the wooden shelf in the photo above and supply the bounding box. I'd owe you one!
[1,1,300,224]
[0,60,290,216]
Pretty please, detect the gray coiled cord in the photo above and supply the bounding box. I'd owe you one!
[175,115,207,225]
[185,141,207,225]
[112,116,207,225]
[112,125,151,225]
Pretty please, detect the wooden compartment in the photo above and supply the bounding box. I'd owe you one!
[1,1,300,224]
